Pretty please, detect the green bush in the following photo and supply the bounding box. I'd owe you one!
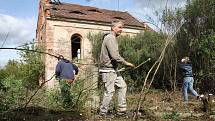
[19,44,45,89]
[42,78,88,111]
[0,75,26,112]
[0,43,45,112]
[44,88,64,110]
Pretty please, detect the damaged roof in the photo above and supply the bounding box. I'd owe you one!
[45,2,145,28]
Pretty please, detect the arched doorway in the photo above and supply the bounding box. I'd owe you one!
[71,34,81,59]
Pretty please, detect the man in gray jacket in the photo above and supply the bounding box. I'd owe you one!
[99,20,135,116]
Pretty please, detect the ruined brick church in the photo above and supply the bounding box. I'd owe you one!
[36,0,150,88]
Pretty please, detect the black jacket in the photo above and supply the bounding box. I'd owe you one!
[179,63,193,77]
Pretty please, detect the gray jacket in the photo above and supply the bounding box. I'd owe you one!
[99,32,125,70]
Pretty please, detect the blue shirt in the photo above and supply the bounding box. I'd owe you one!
[55,59,78,80]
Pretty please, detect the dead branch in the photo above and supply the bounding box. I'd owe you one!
[24,74,55,108]
[133,22,184,120]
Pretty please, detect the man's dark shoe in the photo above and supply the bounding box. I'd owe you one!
[197,96,201,100]
[197,95,205,101]
[117,111,126,115]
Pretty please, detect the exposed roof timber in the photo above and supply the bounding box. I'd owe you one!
[47,17,145,30]
[44,2,145,28]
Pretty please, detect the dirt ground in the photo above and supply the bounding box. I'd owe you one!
[1,90,215,121]
[88,90,215,121]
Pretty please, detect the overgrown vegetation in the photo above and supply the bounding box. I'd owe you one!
[176,0,215,93]
[88,32,105,64]
[89,0,215,95]
[88,31,181,92]
[118,32,167,92]
[0,44,44,112]
[0,44,87,113]
[1,0,215,120]
[163,111,179,120]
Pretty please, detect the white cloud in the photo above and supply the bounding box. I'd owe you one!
[0,14,36,67]
[0,14,36,47]
[130,0,187,31]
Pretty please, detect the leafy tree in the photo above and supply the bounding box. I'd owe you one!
[161,7,185,91]
[176,0,215,92]
[118,32,166,91]
[19,44,45,89]
[162,8,184,34]
[0,43,45,112]
[0,60,22,79]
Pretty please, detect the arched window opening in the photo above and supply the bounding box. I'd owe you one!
[71,34,81,59]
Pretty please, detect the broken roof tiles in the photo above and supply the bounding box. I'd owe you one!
[45,2,145,28]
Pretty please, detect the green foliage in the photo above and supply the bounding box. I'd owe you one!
[118,32,166,91]
[69,78,90,110]
[0,41,88,113]
[160,0,215,92]
[88,32,105,63]
[0,42,45,112]
[0,60,22,80]
[0,44,44,90]
[0,60,22,91]
[0,75,26,112]
[44,88,64,110]
[176,0,215,92]
[89,31,167,91]
[162,8,184,34]
[163,111,179,120]
[19,44,45,89]
[43,79,88,111]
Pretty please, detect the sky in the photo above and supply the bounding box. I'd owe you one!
[0,0,187,67]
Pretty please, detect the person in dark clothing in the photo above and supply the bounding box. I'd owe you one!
[179,57,199,101]
[55,55,78,107]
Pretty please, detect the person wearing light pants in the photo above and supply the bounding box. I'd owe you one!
[179,57,199,102]
[99,20,135,116]
[100,71,127,114]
